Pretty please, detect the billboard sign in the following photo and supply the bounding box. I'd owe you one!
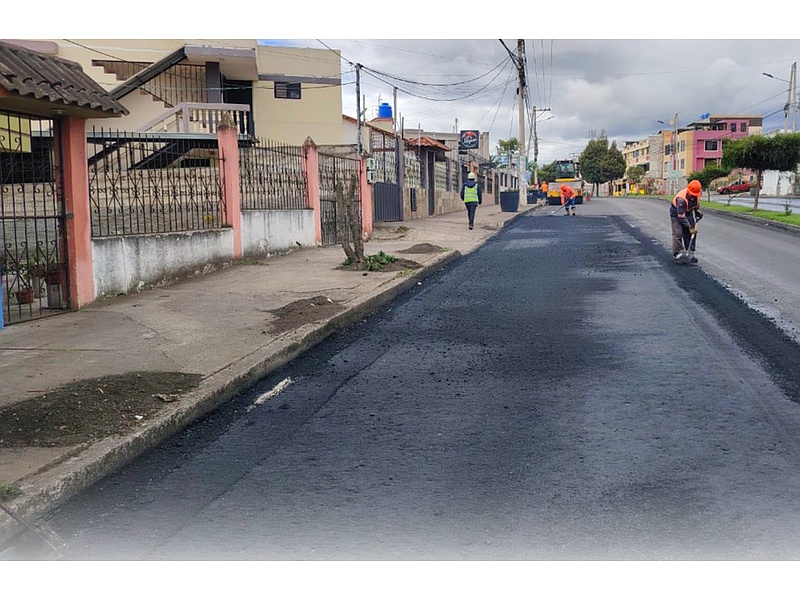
[459,130,480,152]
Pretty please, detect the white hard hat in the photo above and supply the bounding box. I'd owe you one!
[467,172,476,180]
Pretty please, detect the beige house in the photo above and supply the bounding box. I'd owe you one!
[1,39,344,144]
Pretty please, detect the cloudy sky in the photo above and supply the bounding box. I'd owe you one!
[15,2,798,167]
[266,38,800,166]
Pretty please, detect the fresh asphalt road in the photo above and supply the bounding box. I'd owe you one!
[47,198,800,560]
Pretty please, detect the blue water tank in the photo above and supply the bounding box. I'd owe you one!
[378,102,392,119]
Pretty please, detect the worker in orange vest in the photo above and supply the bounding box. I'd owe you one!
[560,184,576,216]
[670,179,704,263]
[540,181,548,201]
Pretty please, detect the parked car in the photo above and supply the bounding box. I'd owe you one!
[716,181,758,195]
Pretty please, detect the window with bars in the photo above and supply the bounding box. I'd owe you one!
[274,82,301,100]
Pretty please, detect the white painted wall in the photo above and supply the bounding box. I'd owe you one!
[241,209,316,256]
[91,210,317,299]
[761,170,798,196]
[92,229,234,298]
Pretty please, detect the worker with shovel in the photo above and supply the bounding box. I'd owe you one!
[670,179,704,263]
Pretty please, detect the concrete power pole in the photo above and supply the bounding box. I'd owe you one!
[516,39,527,209]
[531,106,550,186]
[355,63,363,155]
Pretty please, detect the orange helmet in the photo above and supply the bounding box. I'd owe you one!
[687,180,702,197]
[560,184,568,192]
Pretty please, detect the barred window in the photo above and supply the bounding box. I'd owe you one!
[274,82,301,100]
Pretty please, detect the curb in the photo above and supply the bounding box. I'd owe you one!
[0,204,540,547]
[0,249,464,547]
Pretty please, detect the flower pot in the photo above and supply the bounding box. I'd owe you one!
[16,289,35,304]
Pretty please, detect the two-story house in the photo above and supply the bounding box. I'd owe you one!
[1,39,344,144]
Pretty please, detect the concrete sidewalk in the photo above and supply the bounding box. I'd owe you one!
[0,200,543,547]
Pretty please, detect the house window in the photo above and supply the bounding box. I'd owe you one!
[680,159,685,170]
[741,122,747,132]
[704,140,718,151]
[274,82,301,100]
[731,123,737,132]
[680,140,685,152]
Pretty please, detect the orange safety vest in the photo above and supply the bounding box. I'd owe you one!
[672,188,698,217]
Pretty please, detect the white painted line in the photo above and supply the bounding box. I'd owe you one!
[246,377,293,412]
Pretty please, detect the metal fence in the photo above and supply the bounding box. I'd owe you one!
[318,151,362,247]
[87,129,223,236]
[1,111,70,325]
[239,139,308,210]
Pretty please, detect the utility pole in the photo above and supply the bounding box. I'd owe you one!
[531,106,550,186]
[790,62,797,133]
[355,63,362,155]
[516,39,527,209]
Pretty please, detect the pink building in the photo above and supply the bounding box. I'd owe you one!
[682,115,763,174]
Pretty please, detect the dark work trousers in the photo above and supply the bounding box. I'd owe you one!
[465,202,478,227]
[671,217,696,254]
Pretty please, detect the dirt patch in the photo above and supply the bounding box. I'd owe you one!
[337,257,423,273]
[268,295,345,333]
[398,243,445,254]
[378,257,423,271]
[0,372,202,448]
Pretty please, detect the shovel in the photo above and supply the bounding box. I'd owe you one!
[676,221,698,263]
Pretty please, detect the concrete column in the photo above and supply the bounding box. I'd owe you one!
[217,114,242,258]
[58,116,94,309]
[359,155,373,240]
[303,137,322,246]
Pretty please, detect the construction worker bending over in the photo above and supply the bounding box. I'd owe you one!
[670,179,704,263]
[460,171,482,230]
[561,184,576,216]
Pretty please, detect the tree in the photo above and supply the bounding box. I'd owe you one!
[687,164,730,201]
[627,165,646,191]
[579,138,610,196]
[722,133,800,210]
[537,161,557,184]
[336,174,365,269]
[497,138,519,167]
[601,141,626,189]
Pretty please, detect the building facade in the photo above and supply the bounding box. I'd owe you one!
[1,39,344,144]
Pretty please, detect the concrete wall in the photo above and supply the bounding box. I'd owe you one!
[92,229,234,298]
[241,209,316,256]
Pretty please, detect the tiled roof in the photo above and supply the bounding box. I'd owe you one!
[0,40,128,115]
[405,136,451,151]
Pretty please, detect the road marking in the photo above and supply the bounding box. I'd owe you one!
[247,377,293,412]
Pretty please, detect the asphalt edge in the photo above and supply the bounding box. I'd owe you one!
[0,204,534,546]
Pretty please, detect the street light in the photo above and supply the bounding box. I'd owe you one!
[763,72,789,83]
[762,64,797,132]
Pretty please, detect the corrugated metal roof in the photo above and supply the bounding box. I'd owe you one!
[0,40,128,115]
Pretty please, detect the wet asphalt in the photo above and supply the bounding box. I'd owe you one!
[47,210,800,560]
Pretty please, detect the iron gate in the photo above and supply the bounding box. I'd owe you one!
[373,182,403,222]
[318,151,362,247]
[1,112,69,326]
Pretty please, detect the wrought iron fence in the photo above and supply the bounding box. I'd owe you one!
[1,111,69,325]
[239,139,308,210]
[87,129,223,236]
[318,151,361,247]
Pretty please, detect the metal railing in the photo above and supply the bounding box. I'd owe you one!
[319,152,362,247]
[239,139,308,210]
[87,129,223,237]
[138,103,251,136]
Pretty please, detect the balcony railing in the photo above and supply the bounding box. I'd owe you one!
[138,103,252,136]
